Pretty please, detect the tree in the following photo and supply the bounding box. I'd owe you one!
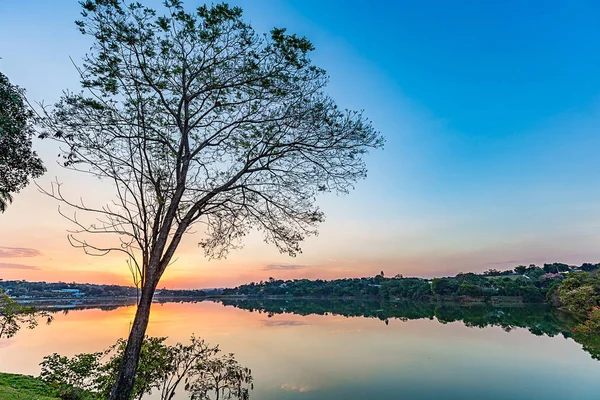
[458,283,483,297]
[190,353,253,400]
[553,272,600,313]
[514,265,527,275]
[581,263,600,272]
[100,336,174,400]
[39,1,382,398]
[0,289,52,339]
[431,278,459,296]
[40,335,252,400]
[0,71,45,212]
[483,269,501,276]
[39,351,105,396]
[543,263,569,273]
[157,336,220,400]
[0,191,12,213]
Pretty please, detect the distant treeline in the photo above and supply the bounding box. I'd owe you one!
[0,280,211,299]
[222,262,600,303]
[4,262,600,303]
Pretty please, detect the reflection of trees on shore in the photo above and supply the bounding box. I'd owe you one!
[35,297,206,312]
[216,298,599,360]
[24,297,600,361]
[32,297,586,342]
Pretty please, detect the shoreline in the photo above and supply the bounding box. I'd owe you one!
[11,294,549,311]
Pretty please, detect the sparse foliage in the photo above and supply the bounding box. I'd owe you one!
[0,289,52,339]
[39,335,253,400]
[157,335,219,400]
[39,1,382,398]
[189,353,253,400]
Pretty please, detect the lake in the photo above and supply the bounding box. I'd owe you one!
[1,299,600,399]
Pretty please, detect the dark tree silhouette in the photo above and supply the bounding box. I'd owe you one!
[40,1,383,398]
[0,71,45,212]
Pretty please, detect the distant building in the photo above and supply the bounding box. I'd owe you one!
[52,289,85,297]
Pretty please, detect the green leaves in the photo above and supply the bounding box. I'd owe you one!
[38,335,253,400]
[40,352,105,394]
[0,290,52,339]
[555,272,600,314]
[0,72,45,212]
[39,4,382,394]
[157,16,170,31]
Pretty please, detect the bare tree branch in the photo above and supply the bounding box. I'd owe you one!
[37,2,383,399]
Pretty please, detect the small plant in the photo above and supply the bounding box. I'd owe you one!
[0,289,53,339]
[574,307,600,336]
[39,336,253,400]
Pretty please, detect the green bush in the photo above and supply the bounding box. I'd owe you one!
[458,284,483,297]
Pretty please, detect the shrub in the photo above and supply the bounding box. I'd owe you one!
[39,336,253,400]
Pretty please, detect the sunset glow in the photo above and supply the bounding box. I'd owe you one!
[2,0,600,289]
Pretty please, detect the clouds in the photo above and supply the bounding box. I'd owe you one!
[262,264,309,271]
[0,247,42,270]
[0,247,42,258]
[0,262,40,270]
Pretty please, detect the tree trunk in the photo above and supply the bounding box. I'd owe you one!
[108,282,156,400]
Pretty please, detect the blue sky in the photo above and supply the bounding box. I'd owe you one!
[1,0,600,287]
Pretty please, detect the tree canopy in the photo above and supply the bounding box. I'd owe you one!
[0,71,45,212]
[39,1,383,398]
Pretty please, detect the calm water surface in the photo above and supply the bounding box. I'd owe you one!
[1,300,599,399]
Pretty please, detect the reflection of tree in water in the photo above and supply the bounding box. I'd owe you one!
[35,297,600,361]
[217,298,599,360]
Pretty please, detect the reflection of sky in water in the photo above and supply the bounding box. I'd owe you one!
[1,301,599,399]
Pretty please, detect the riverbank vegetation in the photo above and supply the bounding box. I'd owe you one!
[223,262,600,304]
[37,335,252,400]
[549,271,600,348]
[0,336,253,400]
[2,264,600,399]
[0,373,59,400]
[0,280,210,300]
[0,289,52,339]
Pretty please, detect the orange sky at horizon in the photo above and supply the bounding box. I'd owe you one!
[0,227,587,290]
[3,179,599,290]
[3,171,599,290]
[3,164,596,290]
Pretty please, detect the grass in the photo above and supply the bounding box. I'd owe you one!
[0,385,58,400]
[0,373,59,400]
